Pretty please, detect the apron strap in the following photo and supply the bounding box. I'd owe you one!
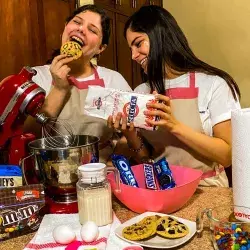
[201,165,225,179]
[67,66,105,89]
[93,66,100,79]
[165,72,198,99]
[189,72,196,89]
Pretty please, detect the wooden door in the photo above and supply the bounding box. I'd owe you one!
[42,0,76,62]
[136,0,162,8]
[0,0,76,80]
[94,0,115,8]
[115,0,135,16]
[97,9,116,70]
[115,13,142,89]
[149,0,162,5]
[0,0,45,80]
[145,0,162,6]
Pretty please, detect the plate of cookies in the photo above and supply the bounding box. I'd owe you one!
[115,212,196,249]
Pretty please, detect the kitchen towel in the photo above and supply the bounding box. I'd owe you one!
[24,213,134,250]
[232,108,250,222]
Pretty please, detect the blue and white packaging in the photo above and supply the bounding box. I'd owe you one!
[111,154,139,187]
[84,86,158,130]
[0,165,22,187]
[153,158,176,190]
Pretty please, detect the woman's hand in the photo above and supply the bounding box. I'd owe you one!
[50,54,75,92]
[144,91,180,132]
[107,112,136,138]
[108,113,150,161]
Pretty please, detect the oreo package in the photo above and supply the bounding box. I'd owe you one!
[111,154,139,187]
[153,157,176,190]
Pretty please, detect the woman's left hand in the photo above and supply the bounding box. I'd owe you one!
[144,91,180,132]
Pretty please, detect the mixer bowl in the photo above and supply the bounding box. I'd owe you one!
[23,135,99,202]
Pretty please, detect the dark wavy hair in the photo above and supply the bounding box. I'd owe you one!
[47,4,110,64]
[124,5,240,100]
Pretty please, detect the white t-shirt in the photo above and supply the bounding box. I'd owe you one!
[135,72,240,136]
[32,65,132,95]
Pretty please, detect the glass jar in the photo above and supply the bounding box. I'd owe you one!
[76,163,120,226]
[196,205,250,250]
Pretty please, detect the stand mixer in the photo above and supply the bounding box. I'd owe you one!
[0,66,46,165]
[0,67,99,214]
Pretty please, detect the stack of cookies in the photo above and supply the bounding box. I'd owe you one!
[122,215,189,241]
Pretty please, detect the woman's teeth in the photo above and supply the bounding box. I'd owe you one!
[71,36,84,47]
[140,58,147,66]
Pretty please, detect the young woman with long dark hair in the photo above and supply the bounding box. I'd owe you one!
[108,5,240,186]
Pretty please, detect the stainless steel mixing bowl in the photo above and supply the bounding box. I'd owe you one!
[22,135,100,202]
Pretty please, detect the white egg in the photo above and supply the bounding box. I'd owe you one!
[80,221,99,242]
[53,225,76,244]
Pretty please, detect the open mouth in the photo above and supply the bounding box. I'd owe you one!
[140,57,148,68]
[140,57,147,66]
[70,36,84,47]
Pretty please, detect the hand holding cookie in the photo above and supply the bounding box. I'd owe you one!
[50,54,75,92]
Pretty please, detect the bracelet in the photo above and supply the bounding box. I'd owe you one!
[127,136,144,153]
[141,157,154,164]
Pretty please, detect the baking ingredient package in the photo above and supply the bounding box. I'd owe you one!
[84,86,157,130]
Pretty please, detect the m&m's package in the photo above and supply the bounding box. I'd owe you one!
[0,184,45,241]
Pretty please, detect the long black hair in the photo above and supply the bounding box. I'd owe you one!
[47,4,110,64]
[124,5,240,100]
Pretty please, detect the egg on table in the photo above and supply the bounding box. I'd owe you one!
[80,221,99,242]
[53,225,76,244]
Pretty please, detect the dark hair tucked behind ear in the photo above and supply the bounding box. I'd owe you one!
[124,5,240,100]
[47,4,110,64]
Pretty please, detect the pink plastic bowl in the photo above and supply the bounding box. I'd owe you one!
[108,164,203,214]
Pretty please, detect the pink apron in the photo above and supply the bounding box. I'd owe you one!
[50,67,114,163]
[141,73,229,187]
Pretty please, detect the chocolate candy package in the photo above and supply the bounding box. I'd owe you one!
[112,154,139,187]
[153,157,176,190]
[0,165,22,188]
[0,184,45,241]
[143,164,158,190]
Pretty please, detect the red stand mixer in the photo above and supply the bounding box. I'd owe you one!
[0,67,45,165]
[0,67,100,214]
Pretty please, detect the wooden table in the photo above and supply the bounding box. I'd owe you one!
[0,187,233,250]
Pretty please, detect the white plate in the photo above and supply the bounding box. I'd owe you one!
[115,211,196,249]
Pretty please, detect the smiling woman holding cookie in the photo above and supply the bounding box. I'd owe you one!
[24,4,131,163]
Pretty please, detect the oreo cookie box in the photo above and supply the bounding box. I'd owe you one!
[84,86,158,130]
